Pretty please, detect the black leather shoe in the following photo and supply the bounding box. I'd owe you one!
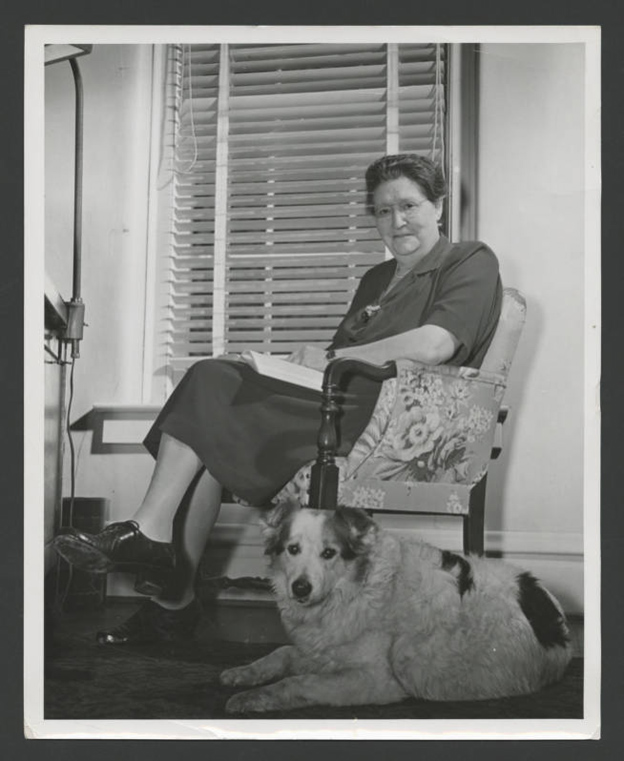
[53,520,176,576]
[96,598,201,645]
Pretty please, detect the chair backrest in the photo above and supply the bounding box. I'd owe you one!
[479,288,527,377]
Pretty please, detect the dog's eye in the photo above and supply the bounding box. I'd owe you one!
[287,544,300,555]
[321,547,337,560]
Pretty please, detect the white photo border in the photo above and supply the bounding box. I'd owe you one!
[25,23,601,741]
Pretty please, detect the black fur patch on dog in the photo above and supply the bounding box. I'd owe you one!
[263,514,292,556]
[330,507,375,561]
[517,572,569,649]
[441,551,475,598]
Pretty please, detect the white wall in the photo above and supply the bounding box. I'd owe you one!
[477,44,585,539]
[45,44,154,413]
[44,43,588,611]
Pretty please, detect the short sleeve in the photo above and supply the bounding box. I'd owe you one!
[424,245,502,366]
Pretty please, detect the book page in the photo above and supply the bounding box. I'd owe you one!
[241,351,324,391]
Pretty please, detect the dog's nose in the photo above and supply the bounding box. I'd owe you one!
[292,578,312,599]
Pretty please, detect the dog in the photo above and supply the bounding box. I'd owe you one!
[220,502,572,713]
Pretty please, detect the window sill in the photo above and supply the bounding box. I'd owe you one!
[71,404,160,453]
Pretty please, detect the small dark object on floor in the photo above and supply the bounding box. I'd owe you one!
[206,576,273,592]
[96,598,202,645]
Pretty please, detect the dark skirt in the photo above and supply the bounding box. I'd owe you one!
[143,359,381,506]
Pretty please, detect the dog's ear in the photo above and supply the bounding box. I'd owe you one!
[332,506,377,558]
[260,499,298,555]
[261,498,299,531]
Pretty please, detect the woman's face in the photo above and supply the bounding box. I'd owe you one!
[372,176,443,268]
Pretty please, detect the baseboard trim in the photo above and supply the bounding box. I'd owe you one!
[202,511,584,615]
[208,517,584,558]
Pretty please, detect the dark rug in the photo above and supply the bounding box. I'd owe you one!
[44,632,583,720]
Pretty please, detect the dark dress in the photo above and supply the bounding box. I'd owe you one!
[144,235,502,505]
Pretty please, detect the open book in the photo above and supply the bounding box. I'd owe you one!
[239,351,324,391]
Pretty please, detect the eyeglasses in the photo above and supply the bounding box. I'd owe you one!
[373,201,424,221]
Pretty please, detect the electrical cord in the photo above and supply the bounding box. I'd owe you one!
[67,355,77,523]
[53,355,106,610]
[53,356,77,611]
[437,43,446,176]
[432,42,446,175]
[177,43,198,175]
[156,44,178,191]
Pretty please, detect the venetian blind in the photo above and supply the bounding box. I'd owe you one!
[168,44,220,367]
[163,43,447,379]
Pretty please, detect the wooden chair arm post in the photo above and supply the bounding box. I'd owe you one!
[309,358,397,510]
[308,380,340,510]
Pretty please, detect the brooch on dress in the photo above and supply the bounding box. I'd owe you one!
[362,304,381,323]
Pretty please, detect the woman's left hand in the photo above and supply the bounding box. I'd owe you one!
[287,345,329,371]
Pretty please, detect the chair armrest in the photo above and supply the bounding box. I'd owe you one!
[309,358,397,510]
[395,358,507,387]
[322,357,397,389]
[309,357,508,509]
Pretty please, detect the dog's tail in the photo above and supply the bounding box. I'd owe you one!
[517,572,571,652]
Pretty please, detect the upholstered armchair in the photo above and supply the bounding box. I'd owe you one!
[275,288,527,556]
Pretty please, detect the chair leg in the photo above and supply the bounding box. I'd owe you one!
[309,462,339,510]
[463,474,487,556]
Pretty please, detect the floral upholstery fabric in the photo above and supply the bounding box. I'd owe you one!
[265,288,525,515]
[275,363,506,514]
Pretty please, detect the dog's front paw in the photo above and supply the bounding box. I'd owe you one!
[225,689,278,714]
[220,666,252,687]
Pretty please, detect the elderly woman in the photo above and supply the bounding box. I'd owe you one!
[54,154,502,644]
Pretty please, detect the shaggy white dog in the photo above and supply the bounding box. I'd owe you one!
[220,503,572,713]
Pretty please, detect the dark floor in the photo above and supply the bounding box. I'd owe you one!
[44,596,584,721]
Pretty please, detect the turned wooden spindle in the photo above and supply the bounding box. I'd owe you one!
[309,381,341,510]
[308,358,397,511]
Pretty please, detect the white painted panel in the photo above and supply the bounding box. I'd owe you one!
[101,419,153,444]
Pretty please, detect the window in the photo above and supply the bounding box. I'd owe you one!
[150,42,451,395]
